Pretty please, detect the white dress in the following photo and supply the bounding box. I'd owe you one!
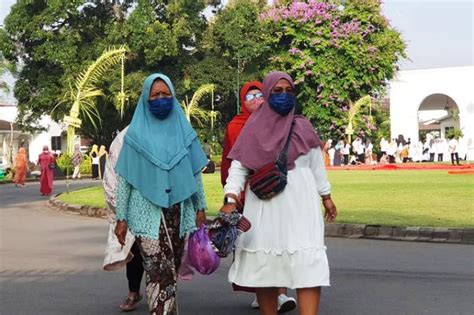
[224,147,331,289]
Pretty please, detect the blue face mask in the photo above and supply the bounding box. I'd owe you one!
[269,93,296,116]
[148,97,174,119]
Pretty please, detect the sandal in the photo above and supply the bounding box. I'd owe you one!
[119,294,143,312]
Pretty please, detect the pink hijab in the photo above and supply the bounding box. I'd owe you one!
[228,71,322,171]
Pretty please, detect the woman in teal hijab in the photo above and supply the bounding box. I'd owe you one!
[115,73,208,314]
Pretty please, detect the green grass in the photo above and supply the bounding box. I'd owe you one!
[58,186,106,208]
[57,170,474,228]
[328,170,474,228]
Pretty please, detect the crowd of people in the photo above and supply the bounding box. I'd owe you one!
[323,133,466,167]
[9,141,109,196]
[101,72,337,315]
[7,69,469,315]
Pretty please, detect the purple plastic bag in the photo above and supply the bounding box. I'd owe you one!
[188,224,220,275]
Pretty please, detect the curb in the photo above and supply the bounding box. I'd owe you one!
[325,223,474,245]
[48,196,474,245]
[1,175,93,185]
[49,194,108,219]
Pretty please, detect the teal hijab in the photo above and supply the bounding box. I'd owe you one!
[115,73,207,208]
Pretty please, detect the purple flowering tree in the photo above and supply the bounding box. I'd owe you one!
[260,0,406,141]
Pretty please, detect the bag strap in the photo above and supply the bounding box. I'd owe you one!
[277,121,295,164]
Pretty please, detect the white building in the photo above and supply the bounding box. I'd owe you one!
[389,66,474,160]
[0,104,70,166]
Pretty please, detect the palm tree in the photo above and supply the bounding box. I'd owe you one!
[58,46,128,155]
[344,95,372,144]
[181,84,216,127]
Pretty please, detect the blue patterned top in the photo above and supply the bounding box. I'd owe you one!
[116,173,207,239]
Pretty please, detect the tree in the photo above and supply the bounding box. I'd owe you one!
[181,83,215,127]
[189,0,269,123]
[58,46,128,155]
[260,0,406,140]
[0,52,16,97]
[0,0,207,147]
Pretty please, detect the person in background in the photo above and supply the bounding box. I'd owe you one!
[323,139,332,167]
[98,145,108,179]
[90,144,100,180]
[387,139,397,164]
[72,144,83,179]
[438,137,448,162]
[400,144,409,163]
[13,147,28,187]
[365,140,373,165]
[448,136,461,166]
[353,137,365,164]
[38,145,55,196]
[379,137,389,160]
[341,139,350,165]
[428,137,436,162]
[333,140,343,167]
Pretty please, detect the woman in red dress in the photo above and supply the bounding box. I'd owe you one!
[221,81,264,186]
[38,145,55,196]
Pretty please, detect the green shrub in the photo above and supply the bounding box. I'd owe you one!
[446,128,463,140]
[80,155,92,174]
[56,154,73,175]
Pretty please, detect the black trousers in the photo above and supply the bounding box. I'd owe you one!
[343,154,349,165]
[127,241,144,292]
[429,153,435,162]
[357,153,365,163]
[437,154,443,162]
[451,153,460,165]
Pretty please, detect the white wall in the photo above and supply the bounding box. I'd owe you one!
[29,116,63,162]
[389,66,474,160]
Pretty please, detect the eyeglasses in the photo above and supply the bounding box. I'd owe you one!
[245,92,263,102]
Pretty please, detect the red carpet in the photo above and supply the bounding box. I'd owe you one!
[327,163,474,171]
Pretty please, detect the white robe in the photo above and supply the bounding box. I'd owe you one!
[224,147,331,288]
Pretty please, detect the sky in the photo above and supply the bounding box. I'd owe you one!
[1,0,473,104]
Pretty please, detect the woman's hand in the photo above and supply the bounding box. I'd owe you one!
[322,199,337,223]
[196,210,207,228]
[219,203,238,215]
[115,220,128,246]
[219,193,242,215]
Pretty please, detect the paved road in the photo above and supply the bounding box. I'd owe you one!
[1,181,473,315]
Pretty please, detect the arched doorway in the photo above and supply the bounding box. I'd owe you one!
[417,93,460,142]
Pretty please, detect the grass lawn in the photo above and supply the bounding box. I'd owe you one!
[57,170,474,228]
[58,186,106,208]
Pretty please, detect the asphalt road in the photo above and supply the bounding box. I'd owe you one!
[1,180,473,315]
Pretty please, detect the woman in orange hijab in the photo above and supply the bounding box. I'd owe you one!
[13,147,28,187]
[221,81,264,187]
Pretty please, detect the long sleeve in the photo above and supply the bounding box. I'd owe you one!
[191,173,207,212]
[309,147,331,196]
[103,150,118,211]
[224,160,249,196]
[115,175,131,221]
[102,127,127,211]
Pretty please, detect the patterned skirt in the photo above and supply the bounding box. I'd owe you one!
[136,205,185,315]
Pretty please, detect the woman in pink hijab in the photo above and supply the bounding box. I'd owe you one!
[221,71,337,315]
[38,145,55,196]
